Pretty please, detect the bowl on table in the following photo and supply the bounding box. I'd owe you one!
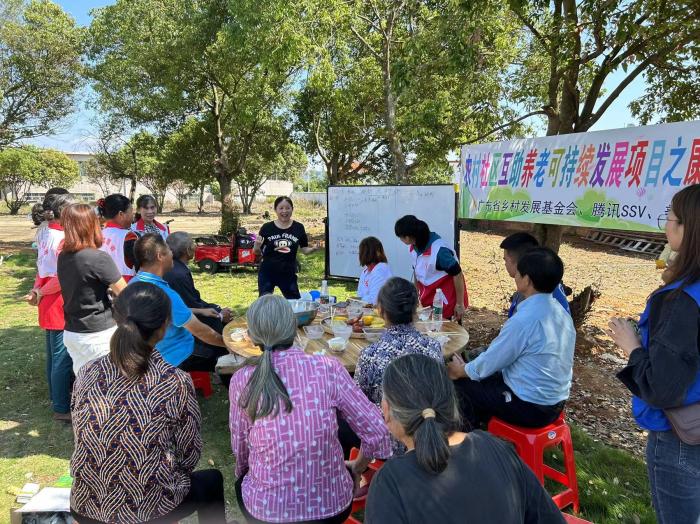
[331,322,353,340]
[303,324,325,340]
[287,299,319,327]
[327,336,348,353]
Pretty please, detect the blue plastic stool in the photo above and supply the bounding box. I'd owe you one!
[308,290,321,301]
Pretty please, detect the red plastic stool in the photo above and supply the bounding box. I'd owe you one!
[344,447,385,523]
[488,413,580,513]
[189,371,212,398]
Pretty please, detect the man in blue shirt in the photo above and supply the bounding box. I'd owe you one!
[501,232,570,316]
[131,233,227,371]
[447,248,575,429]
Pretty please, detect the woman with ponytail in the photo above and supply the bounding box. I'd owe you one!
[348,277,442,455]
[229,294,391,524]
[97,193,139,280]
[365,354,564,524]
[70,282,225,524]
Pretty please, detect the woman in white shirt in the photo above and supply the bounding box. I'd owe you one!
[357,237,392,305]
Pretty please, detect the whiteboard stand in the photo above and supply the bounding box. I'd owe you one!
[324,185,459,281]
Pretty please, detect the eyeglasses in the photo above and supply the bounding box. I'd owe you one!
[657,215,680,230]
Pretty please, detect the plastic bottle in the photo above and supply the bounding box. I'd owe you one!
[432,288,444,322]
[319,280,330,304]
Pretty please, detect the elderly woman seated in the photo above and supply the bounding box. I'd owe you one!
[340,277,443,456]
[164,231,233,331]
[229,294,391,524]
[364,354,565,524]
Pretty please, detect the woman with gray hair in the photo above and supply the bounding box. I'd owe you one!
[229,294,391,524]
[365,354,564,524]
[164,232,232,328]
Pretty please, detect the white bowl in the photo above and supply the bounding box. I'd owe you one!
[327,337,347,353]
[229,328,246,342]
[332,323,353,340]
[303,324,325,340]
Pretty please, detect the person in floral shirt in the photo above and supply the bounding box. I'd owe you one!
[350,277,443,454]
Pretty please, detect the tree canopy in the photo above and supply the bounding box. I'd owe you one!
[0,0,84,147]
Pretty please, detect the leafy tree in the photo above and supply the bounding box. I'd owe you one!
[0,0,84,147]
[93,117,144,201]
[88,0,316,233]
[494,0,700,250]
[83,158,114,199]
[293,43,386,184]
[235,118,308,214]
[161,118,216,213]
[348,0,520,183]
[0,146,78,214]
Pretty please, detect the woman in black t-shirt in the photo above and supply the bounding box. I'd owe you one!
[58,204,127,376]
[365,354,564,524]
[254,197,317,298]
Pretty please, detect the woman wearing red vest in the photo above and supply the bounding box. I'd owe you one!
[97,194,139,281]
[24,192,75,422]
[609,184,700,524]
[131,194,169,240]
[394,215,468,322]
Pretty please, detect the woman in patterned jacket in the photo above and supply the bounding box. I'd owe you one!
[70,282,225,524]
[341,277,443,456]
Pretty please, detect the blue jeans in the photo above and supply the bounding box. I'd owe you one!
[45,330,72,414]
[647,430,700,524]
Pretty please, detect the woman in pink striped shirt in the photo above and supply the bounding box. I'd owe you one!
[229,295,392,523]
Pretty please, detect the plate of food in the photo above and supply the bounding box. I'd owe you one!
[320,315,385,339]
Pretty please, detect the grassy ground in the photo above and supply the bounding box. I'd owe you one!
[0,249,655,523]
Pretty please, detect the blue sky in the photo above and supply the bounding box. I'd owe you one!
[30,0,648,153]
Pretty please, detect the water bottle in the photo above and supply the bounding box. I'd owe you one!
[432,288,444,322]
[319,280,330,305]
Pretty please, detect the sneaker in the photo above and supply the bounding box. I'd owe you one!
[53,412,72,423]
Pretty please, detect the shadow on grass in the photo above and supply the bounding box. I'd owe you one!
[0,326,74,460]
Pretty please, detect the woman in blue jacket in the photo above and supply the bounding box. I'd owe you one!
[609,184,700,524]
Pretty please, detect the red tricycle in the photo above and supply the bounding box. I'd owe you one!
[193,228,260,274]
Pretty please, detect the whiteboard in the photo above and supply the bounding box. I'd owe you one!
[327,185,457,280]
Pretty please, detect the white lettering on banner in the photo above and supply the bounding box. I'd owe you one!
[459,120,700,232]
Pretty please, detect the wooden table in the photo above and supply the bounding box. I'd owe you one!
[221,318,470,373]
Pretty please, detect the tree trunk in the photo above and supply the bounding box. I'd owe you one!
[8,201,21,215]
[128,176,137,202]
[532,223,564,252]
[217,175,238,235]
[381,23,407,185]
[198,182,205,214]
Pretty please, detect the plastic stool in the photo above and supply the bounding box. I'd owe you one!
[488,413,580,513]
[189,371,212,398]
[344,447,385,523]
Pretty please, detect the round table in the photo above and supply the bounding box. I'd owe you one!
[220,318,470,374]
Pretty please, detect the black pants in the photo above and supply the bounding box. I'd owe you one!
[337,416,361,459]
[235,474,352,524]
[453,372,564,430]
[258,265,301,299]
[72,469,226,523]
[178,314,229,373]
[179,341,229,373]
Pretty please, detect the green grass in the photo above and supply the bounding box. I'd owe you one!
[0,251,654,523]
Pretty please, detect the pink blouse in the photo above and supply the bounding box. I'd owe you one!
[229,347,391,523]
